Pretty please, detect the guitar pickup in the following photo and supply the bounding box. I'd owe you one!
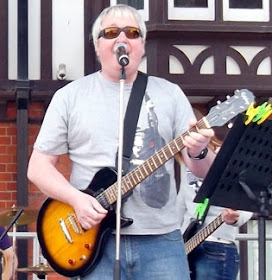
[59,218,73,243]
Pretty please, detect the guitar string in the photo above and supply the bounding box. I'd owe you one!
[186,214,224,253]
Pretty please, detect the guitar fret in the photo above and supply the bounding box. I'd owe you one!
[167,143,176,155]
[129,172,137,186]
[131,170,140,184]
[141,163,149,175]
[137,166,145,178]
[124,176,133,188]
[185,131,190,137]
[161,149,168,160]
[122,179,131,195]
[199,119,208,129]
[164,145,173,159]
[142,162,151,174]
[156,151,164,164]
[135,169,142,182]
[107,184,118,204]
[176,137,184,150]
[146,159,154,172]
[150,157,158,169]
[141,165,149,177]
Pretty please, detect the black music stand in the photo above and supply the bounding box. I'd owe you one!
[194,113,272,280]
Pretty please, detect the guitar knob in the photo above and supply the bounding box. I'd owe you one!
[226,95,230,99]
[217,100,221,104]
[68,259,76,266]
[80,255,87,261]
[84,243,92,250]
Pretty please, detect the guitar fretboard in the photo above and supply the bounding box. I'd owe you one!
[185,214,224,255]
[100,118,209,205]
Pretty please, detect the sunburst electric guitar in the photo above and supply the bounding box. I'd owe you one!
[37,89,254,277]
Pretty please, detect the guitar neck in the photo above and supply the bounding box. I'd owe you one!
[185,214,224,255]
[103,118,210,205]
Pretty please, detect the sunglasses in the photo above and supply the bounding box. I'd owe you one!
[98,26,142,39]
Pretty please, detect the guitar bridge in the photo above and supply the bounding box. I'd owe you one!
[68,213,83,234]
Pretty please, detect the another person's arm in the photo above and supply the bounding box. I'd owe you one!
[222,208,253,226]
[2,246,17,280]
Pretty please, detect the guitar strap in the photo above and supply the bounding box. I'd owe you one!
[115,71,148,174]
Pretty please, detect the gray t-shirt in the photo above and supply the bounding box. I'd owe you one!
[34,71,194,235]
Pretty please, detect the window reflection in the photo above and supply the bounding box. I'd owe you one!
[229,0,262,9]
[174,0,208,8]
[117,0,144,9]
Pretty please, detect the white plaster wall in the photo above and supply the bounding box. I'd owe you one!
[52,0,84,80]
[8,0,84,80]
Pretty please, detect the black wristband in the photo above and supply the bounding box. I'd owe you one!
[187,147,208,160]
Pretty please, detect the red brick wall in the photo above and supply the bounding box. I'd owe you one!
[0,101,70,279]
[0,122,17,209]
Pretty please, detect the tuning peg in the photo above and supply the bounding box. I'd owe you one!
[227,122,233,129]
[226,95,230,99]
[217,100,221,105]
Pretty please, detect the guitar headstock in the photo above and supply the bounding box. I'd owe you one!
[205,89,255,128]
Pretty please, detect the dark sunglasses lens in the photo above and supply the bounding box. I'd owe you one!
[125,28,140,38]
[104,27,120,39]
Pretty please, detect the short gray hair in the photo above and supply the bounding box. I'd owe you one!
[91,4,147,52]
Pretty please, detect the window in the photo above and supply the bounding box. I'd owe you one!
[229,0,262,9]
[174,0,208,8]
[110,0,149,21]
[117,0,143,9]
[168,0,215,20]
[223,0,269,22]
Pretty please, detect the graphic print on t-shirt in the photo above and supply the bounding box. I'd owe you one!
[186,169,203,194]
[129,94,170,208]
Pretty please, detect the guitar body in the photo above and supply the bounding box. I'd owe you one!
[183,219,201,244]
[37,168,132,277]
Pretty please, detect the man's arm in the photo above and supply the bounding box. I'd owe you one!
[28,149,108,230]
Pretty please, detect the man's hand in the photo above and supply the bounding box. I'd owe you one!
[183,119,215,157]
[72,191,108,230]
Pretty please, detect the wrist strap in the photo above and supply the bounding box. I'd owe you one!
[188,147,208,160]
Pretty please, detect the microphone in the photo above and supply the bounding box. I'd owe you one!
[114,42,129,66]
